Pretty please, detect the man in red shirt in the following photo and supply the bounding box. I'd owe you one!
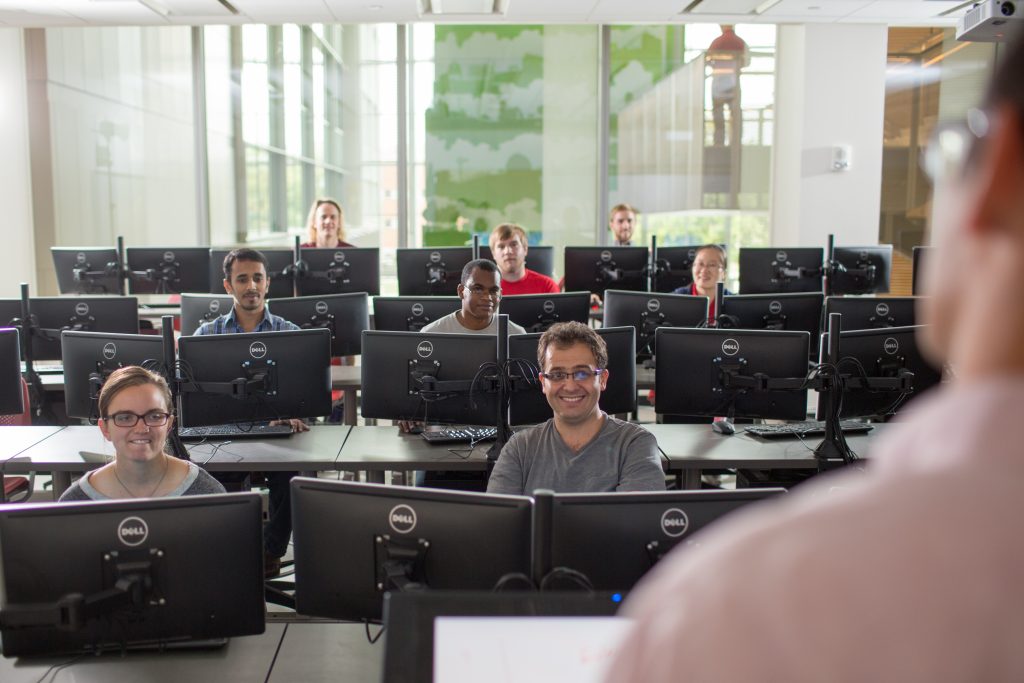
[489,223,559,296]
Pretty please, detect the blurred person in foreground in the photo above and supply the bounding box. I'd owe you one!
[606,30,1024,683]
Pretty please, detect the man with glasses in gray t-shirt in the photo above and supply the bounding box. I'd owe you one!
[487,321,664,496]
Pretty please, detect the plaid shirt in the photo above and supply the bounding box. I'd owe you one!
[193,305,300,336]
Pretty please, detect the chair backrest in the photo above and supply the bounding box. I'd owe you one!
[0,378,32,426]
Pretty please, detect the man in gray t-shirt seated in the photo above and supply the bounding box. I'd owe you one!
[420,258,526,336]
[487,321,665,496]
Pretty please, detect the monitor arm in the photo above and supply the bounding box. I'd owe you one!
[762,312,787,331]
[303,259,351,284]
[773,264,821,281]
[827,258,876,282]
[0,550,159,631]
[72,259,121,292]
[528,313,560,334]
[128,261,182,294]
[178,360,278,400]
[374,535,427,593]
[596,261,645,284]
[299,313,336,338]
[409,360,499,396]
[425,261,459,287]
[716,359,807,392]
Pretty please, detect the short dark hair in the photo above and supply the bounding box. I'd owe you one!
[461,258,500,286]
[223,248,269,280]
[537,321,608,370]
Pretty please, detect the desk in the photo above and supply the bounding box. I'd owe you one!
[646,423,883,488]
[0,426,66,502]
[339,426,492,483]
[0,623,287,682]
[8,425,350,497]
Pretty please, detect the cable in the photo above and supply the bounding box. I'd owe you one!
[540,567,594,592]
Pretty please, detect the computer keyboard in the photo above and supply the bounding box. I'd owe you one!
[177,423,295,441]
[744,421,874,439]
[421,426,498,445]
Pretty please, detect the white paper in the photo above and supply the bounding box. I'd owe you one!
[434,616,632,683]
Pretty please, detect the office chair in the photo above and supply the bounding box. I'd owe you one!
[0,378,33,502]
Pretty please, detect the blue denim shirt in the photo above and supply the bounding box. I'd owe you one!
[193,305,300,335]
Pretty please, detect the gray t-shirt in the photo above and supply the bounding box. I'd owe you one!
[421,311,526,336]
[486,415,665,496]
[58,461,227,502]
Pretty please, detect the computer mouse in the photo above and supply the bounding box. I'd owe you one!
[711,420,735,435]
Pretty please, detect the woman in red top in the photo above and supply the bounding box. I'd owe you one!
[301,198,354,248]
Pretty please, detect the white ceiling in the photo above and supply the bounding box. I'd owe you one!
[0,0,966,28]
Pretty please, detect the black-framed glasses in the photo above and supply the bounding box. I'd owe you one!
[105,411,171,428]
[539,368,605,383]
[467,284,502,298]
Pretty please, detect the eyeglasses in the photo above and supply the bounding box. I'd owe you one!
[920,108,988,183]
[539,368,605,383]
[106,411,171,428]
[467,285,502,298]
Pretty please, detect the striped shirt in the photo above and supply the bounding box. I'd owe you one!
[193,306,299,336]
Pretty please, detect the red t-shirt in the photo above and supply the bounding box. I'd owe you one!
[500,269,560,296]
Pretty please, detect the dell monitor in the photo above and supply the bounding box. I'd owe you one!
[360,331,499,426]
[60,331,166,421]
[265,292,370,356]
[819,325,942,420]
[209,248,295,300]
[397,248,474,296]
[51,247,122,295]
[180,293,236,335]
[603,290,708,363]
[536,489,785,592]
[738,247,824,294]
[126,247,211,295]
[563,246,649,296]
[291,478,533,623]
[0,328,23,415]
[0,493,265,657]
[0,296,140,362]
[507,326,637,426]
[478,245,555,277]
[295,247,380,297]
[372,296,462,332]
[176,328,332,428]
[824,296,918,330]
[654,328,810,421]
[912,246,933,295]
[829,245,892,295]
[651,245,703,293]
[718,292,824,357]
[498,292,591,334]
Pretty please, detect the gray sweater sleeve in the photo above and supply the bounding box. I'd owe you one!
[57,481,91,502]
[184,467,227,495]
[486,432,527,496]
[616,425,666,492]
